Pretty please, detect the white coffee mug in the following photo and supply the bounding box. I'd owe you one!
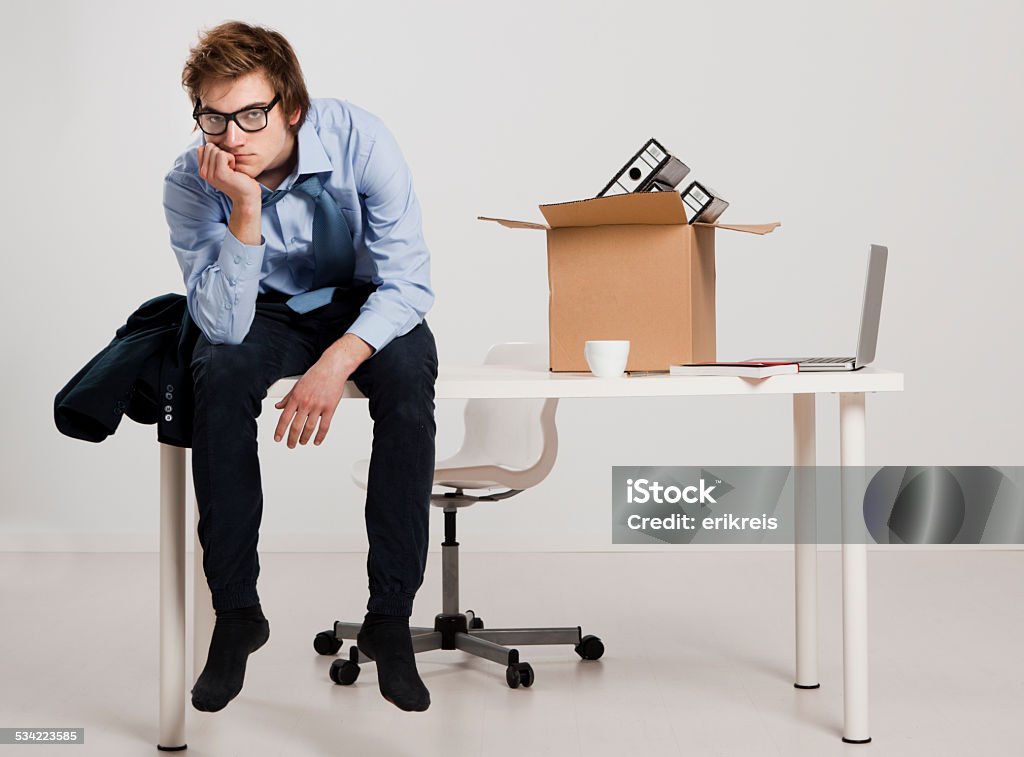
[584,340,630,378]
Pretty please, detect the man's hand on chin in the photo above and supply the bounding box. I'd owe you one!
[273,333,374,448]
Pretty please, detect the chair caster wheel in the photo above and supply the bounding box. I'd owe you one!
[329,659,360,685]
[506,662,534,689]
[314,630,343,656]
[575,634,604,660]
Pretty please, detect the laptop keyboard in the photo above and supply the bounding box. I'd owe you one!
[802,357,855,364]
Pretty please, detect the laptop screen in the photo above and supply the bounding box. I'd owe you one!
[855,245,888,366]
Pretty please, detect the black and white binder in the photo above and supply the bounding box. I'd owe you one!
[597,138,691,197]
[681,180,729,223]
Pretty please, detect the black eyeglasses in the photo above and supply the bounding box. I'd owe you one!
[192,94,281,135]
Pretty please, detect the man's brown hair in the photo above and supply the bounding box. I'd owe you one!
[181,21,310,134]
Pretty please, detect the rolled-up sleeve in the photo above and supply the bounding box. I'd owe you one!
[163,170,266,345]
[346,125,434,354]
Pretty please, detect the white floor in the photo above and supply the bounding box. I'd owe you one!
[1,550,1022,757]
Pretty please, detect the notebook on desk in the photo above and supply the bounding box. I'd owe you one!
[746,244,888,372]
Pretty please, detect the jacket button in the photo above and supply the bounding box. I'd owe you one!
[165,414,173,422]
[164,405,172,412]
[166,385,174,392]
[165,392,173,400]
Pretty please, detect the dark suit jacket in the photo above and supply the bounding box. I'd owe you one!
[54,293,200,448]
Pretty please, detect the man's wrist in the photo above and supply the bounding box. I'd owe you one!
[326,333,375,373]
[228,197,263,246]
[232,195,263,218]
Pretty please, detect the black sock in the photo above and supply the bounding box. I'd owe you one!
[191,603,270,712]
[356,612,430,712]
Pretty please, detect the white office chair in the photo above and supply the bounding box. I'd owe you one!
[312,342,604,689]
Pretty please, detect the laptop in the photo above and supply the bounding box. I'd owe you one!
[747,244,888,372]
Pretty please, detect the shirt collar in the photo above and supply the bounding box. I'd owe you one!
[294,116,333,177]
[269,116,334,191]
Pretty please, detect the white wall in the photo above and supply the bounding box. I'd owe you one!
[2,0,1021,552]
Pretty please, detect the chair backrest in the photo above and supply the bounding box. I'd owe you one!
[460,343,558,474]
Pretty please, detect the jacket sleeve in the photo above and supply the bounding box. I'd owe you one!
[163,169,266,345]
[344,124,434,355]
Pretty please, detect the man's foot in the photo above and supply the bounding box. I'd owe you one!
[191,603,270,712]
[356,612,430,712]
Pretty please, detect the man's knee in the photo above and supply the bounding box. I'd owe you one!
[357,323,438,424]
[191,335,267,401]
[373,322,436,379]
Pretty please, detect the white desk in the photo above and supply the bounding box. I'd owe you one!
[156,365,903,750]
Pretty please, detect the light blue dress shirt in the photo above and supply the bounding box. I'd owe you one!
[163,99,434,353]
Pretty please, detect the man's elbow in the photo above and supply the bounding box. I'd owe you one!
[206,319,253,346]
[204,331,246,347]
[189,303,253,347]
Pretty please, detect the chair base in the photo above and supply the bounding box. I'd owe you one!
[316,506,604,688]
[318,610,604,689]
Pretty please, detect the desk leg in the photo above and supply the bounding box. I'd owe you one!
[193,496,215,687]
[792,394,819,689]
[158,444,187,751]
[839,392,870,744]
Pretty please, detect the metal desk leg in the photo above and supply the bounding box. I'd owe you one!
[158,444,187,751]
[839,392,871,744]
[793,393,819,689]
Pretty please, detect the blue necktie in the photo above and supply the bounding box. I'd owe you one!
[261,173,355,313]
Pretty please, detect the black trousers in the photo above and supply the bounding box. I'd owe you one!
[190,284,437,616]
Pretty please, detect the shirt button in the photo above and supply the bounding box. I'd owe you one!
[164,405,172,413]
[234,256,241,264]
[165,392,173,400]
[225,302,233,310]
[229,278,237,286]
[164,414,173,422]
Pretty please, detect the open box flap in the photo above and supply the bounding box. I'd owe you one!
[477,216,549,230]
[480,193,780,234]
[540,192,687,228]
[693,221,781,235]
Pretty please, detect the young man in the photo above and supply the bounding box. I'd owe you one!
[163,21,437,713]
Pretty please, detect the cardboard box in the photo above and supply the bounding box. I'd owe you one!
[480,192,779,372]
